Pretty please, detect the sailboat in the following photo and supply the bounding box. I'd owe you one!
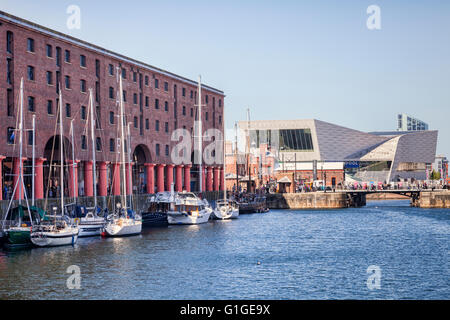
[166,76,212,225]
[1,78,46,249]
[212,104,239,220]
[30,88,79,247]
[103,71,142,237]
[65,89,105,237]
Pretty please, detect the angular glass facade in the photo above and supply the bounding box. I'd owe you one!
[250,129,314,152]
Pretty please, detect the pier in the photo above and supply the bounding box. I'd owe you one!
[266,190,450,209]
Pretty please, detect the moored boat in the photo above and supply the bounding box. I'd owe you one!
[166,192,212,225]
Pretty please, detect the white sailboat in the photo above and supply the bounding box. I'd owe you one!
[66,89,105,237]
[103,71,142,237]
[1,78,45,249]
[31,89,79,247]
[212,103,239,220]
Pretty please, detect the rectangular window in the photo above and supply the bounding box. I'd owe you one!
[7,89,13,116]
[7,127,15,144]
[133,116,138,128]
[154,78,159,88]
[155,120,159,131]
[219,115,222,124]
[7,58,12,84]
[145,75,149,86]
[205,95,209,104]
[65,50,70,63]
[205,112,208,121]
[190,90,193,99]
[122,68,126,79]
[219,99,222,107]
[145,96,149,107]
[27,38,34,52]
[28,130,34,146]
[46,71,53,85]
[47,100,53,115]
[95,59,100,77]
[109,64,114,75]
[80,79,86,92]
[46,44,52,57]
[81,135,87,150]
[122,90,127,102]
[80,55,86,67]
[164,81,168,91]
[190,108,193,117]
[133,72,137,82]
[165,145,169,156]
[65,76,70,89]
[81,106,86,120]
[165,122,169,133]
[28,96,35,112]
[133,93,138,104]
[27,66,34,81]
[96,137,102,151]
[109,87,114,99]
[66,103,71,117]
[156,144,160,156]
[109,138,115,152]
[182,106,186,116]
[145,118,149,130]
[6,31,13,54]
[164,101,168,112]
[182,88,186,97]
[109,111,114,124]
[155,99,159,109]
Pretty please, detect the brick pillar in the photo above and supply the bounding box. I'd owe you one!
[125,162,134,195]
[13,157,26,200]
[213,167,220,191]
[98,161,109,196]
[166,164,175,191]
[68,160,79,198]
[202,166,206,192]
[84,160,93,197]
[35,158,46,200]
[206,166,213,192]
[184,164,191,192]
[145,163,155,194]
[220,167,225,191]
[112,162,121,196]
[157,164,166,192]
[175,165,184,192]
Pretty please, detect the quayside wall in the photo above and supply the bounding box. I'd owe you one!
[412,191,450,209]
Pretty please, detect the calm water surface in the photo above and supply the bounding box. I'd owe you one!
[0,200,449,299]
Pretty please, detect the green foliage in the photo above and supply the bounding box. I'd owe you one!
[430,170,441,180]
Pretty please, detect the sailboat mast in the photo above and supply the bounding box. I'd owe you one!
[32,114,35,206]
[197,75,203,193]
[70,120,76,204]
[89,89,98,208]
[234,122,239,193]
[127,123,133,210]
[59,90,64,214]
[223,105,226,202]
[246,108,251,193]
[118,73,127,209]
[18,78,24,207]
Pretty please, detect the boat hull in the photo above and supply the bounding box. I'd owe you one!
[212,208,239,220]
[3,227,32,249]
[141,211,168,227]
[31,228,79,247]
[167,210,211,225]
[104,219,142,237]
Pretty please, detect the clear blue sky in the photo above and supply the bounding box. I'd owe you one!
[2,0,449,156]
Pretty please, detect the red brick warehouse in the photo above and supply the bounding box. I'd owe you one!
[0,11,225,201]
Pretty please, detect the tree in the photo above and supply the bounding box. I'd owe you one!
[430,170,441,180]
